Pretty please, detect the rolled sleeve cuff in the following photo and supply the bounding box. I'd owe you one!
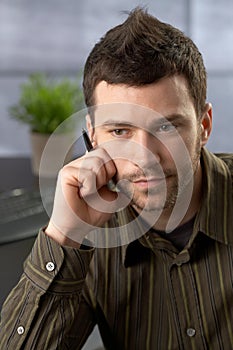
[24,228,95,293]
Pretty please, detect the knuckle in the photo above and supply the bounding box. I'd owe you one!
[93,156,105,170]
[59,165,70,178]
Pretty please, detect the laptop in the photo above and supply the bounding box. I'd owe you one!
[0,187,52,245]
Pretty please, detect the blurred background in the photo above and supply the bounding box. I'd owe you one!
[1,0,233,157]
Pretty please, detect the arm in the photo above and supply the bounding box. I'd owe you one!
[0,146,117,349]
[0,229,96,349]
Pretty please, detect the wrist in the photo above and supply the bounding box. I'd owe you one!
[45,221,81,248]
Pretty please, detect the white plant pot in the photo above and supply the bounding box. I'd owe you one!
[30,131,74,177]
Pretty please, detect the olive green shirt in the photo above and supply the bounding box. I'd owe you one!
[0,148,233,350]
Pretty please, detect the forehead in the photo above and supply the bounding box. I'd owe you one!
[92,76,196,129]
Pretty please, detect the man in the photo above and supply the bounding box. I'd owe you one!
[1,7,233,350]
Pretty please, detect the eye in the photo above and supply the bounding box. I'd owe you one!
[111,129,130,137]
[157,123,176,133]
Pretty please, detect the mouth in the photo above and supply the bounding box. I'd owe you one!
[132,177,166,189]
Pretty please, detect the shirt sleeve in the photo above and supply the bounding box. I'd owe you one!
[0,229,96,350]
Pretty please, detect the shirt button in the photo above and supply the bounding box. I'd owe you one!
[187,328,196,337]
[17,326,25,335]
[46,262,55,272]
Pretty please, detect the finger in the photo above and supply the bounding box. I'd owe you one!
[75,150,116,190]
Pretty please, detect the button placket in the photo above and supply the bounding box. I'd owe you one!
[169,259,204,346]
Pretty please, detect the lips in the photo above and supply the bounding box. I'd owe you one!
[132,177,166,189]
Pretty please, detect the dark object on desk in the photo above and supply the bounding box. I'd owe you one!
[0,157,35,192]
[0,188,50,243]
[0,188,51,308]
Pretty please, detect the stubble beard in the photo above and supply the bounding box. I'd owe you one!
[116,142,202,215]
[118,174,178,213]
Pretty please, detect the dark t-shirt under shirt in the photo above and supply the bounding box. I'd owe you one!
[153,216,196,250]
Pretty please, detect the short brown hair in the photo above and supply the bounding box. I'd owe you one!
[83,7,207,117]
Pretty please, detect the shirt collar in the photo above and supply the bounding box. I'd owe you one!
[195,148,233,246]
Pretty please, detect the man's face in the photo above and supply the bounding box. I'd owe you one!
[88,75,211,215]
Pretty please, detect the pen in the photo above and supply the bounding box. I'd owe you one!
[82,128,93,152]
[82,128,117,191]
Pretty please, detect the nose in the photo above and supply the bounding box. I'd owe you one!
[131,130,161,167]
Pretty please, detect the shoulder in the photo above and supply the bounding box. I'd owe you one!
[214,153,233,175]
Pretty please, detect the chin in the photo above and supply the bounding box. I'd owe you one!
[131,194,166,212]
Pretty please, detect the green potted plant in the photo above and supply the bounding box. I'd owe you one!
[9,72,84,176]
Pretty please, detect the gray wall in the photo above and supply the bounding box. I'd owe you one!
[0,0,233,156]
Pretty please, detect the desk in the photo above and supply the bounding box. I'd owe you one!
[0,157,40,307]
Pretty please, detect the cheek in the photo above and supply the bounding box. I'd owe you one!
[182,132,201,154]
[157,134,196,171]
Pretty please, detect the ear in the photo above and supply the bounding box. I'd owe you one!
[85,114,96,146]
[200,103,212,147]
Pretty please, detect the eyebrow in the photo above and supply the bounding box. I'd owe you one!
[101,120,135,127]
[99,114,186,128]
